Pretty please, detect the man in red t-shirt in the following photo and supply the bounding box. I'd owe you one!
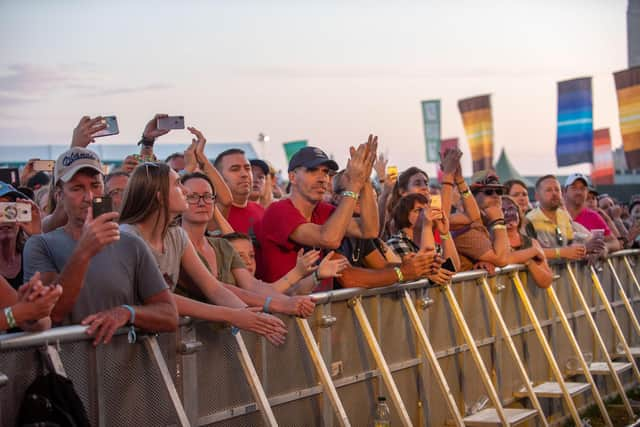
[563,173,620,255]
[258,137,380,292]
[213,149,265,239]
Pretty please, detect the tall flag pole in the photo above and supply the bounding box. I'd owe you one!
[458,95,493,173]
[421,100,441,162]
[283,140,308,163]
[591,128,615,185]
[556,77,593,166]
[613,66,640,170]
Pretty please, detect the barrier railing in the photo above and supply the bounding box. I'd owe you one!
[1,250,639,426]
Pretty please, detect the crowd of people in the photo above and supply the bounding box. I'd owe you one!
[1,114,640,344]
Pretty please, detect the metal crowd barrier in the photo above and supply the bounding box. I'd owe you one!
[1,250,640,426]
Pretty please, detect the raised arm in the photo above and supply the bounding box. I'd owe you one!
[188,126,234,208]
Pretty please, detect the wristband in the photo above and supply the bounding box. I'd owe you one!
[121,304,137,344]
[394,267,404,282]
[4,307,17,329]
[312,270,321,287]
[263,296,273,314]
[555,248,561,259]
[461,189,472,199]
[137,135,155,146]
[441,181,454,187]
[491,224,507,231]
[440,233,451,241]
[341,191,359,201]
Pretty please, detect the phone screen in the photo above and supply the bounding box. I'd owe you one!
[93,116,119,138]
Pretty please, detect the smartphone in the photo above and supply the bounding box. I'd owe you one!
[157,116,185,130]
[430,194,442,210]
[92,116,119,138]
[92,196,113,218]
[0,202,32,223]
[591,229,605,240]
[386,165,398,178]
[33,160,55,172]
[0,168,20,187]
[441,257,456,272]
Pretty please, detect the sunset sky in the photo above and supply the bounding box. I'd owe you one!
[0,0,630,177]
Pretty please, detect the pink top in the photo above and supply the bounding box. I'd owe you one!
[574,208,611,236]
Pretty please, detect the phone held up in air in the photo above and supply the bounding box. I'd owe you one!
[0,202,32,223]
[157,116,185,130]
[92,196,113,218]
[33,160,55,172]
[92,116,120,138]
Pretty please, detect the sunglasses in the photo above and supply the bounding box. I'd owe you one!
[482,188,504,196]
[555,226,564,246]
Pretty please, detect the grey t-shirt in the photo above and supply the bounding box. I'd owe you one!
[23,228,168,325]
[119,224,189,290]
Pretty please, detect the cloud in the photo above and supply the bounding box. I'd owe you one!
[93,83,173,96]
[0,92,39,106]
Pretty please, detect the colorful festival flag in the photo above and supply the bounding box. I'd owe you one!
[556,77,593,166]
[421,100,441,162]
[436,138,459,181]
[283,140,308,163]
[591,128,615,185]
[458,95,493,173]
[613,66,640,169]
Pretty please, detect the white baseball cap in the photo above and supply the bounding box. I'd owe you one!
[54,147,104,183]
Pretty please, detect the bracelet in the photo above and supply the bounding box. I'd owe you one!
[441,181,454,187]
[263,296,273,313]
[121,304,137,344]
[555,248,561,259]
[491,224,507,231]
[4,307,17,329]
[341,191,359,201]
[461,189,472,199]
[440,233,451,240]
[137,135,155,146]
[394,267,404,282]
[312,270,321,287]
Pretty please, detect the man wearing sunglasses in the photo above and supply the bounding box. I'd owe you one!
[450,170,510,272]
[525,175,587,260]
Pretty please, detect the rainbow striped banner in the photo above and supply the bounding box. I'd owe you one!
[556,77,593,166]
[613,66,640,169]
[591,128,614,185]
[458,95,493,172]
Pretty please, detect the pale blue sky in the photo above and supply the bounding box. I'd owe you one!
[0,0,629,176]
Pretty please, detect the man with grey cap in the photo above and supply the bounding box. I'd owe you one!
[563,172,620,254]
[257,136,379,291]
[23,147,178,345]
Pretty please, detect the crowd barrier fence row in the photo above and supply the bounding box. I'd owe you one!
[2,250,640,426]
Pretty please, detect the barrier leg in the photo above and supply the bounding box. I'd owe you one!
[234,332,278,427]
[144,336,191,427]
[510,273,583,427]
[441,284,510,426]
[296,318,351,427]
[607,258,640,338]
[545,282,618,425]
[401,290,466,427]
[589,265,640,383]
[477,278,549,426]
[349,297,413,427]
[623,256,640,296]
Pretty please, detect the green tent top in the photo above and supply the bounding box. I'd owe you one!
[493,147,533,188]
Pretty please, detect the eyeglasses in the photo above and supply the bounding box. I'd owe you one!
[555,226,564,246]
[186,193,216,204]
[482,188,504,196]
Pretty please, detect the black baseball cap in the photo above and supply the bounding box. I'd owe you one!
[250,159,270,175]
[288,146,339,172]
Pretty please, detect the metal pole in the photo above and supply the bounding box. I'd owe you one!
[607,258,640,338]
[234,332,279,427]
[510,273,583,426]
[296,318,351,427]
[441,284,509,426]
[401,290,465,427]
[350,297,413,427]
[477,278,549,426]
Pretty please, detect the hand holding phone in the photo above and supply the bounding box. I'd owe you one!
[430,194,442,211]
[0,202,32,223]
[92,196,113,218]
[92,116,119,138]
[441,257,456,272]
[33,160,55,172]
